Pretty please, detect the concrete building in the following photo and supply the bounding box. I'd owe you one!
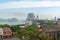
[57,18,60,24]
[37,25,60,38]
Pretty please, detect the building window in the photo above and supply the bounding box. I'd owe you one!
[4,32,6,34]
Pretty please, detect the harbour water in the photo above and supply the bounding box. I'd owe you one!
[0,21,25,25]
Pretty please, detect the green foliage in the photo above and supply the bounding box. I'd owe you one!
[13,32,19,37]
[10,25,20,32]
[24,25,37,30]
[17,29,47,40]
[0,24,59,40]
[46,21,54,25]
[0,24,10,28]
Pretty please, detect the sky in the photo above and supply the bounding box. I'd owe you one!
[0,0,60,20]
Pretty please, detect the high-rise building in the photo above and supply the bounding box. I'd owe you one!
[36,15,39,20]
[55,17,57,21]
[8,18,18,22]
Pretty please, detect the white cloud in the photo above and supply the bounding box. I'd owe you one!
[0,1,60,9]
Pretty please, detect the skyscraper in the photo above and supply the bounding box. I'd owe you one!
[36,15,39,20]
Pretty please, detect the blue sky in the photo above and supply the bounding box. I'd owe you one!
[0,0,60,2]
[0,0,60,20]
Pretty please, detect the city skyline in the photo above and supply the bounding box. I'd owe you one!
[0,0,60,20]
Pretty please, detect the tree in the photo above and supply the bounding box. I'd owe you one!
[24,25,37,30]
[17,29,46,40]
[46,21,54,25]
[10,25,20,32]
[0,24,10,28]
[13,32,19,37]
